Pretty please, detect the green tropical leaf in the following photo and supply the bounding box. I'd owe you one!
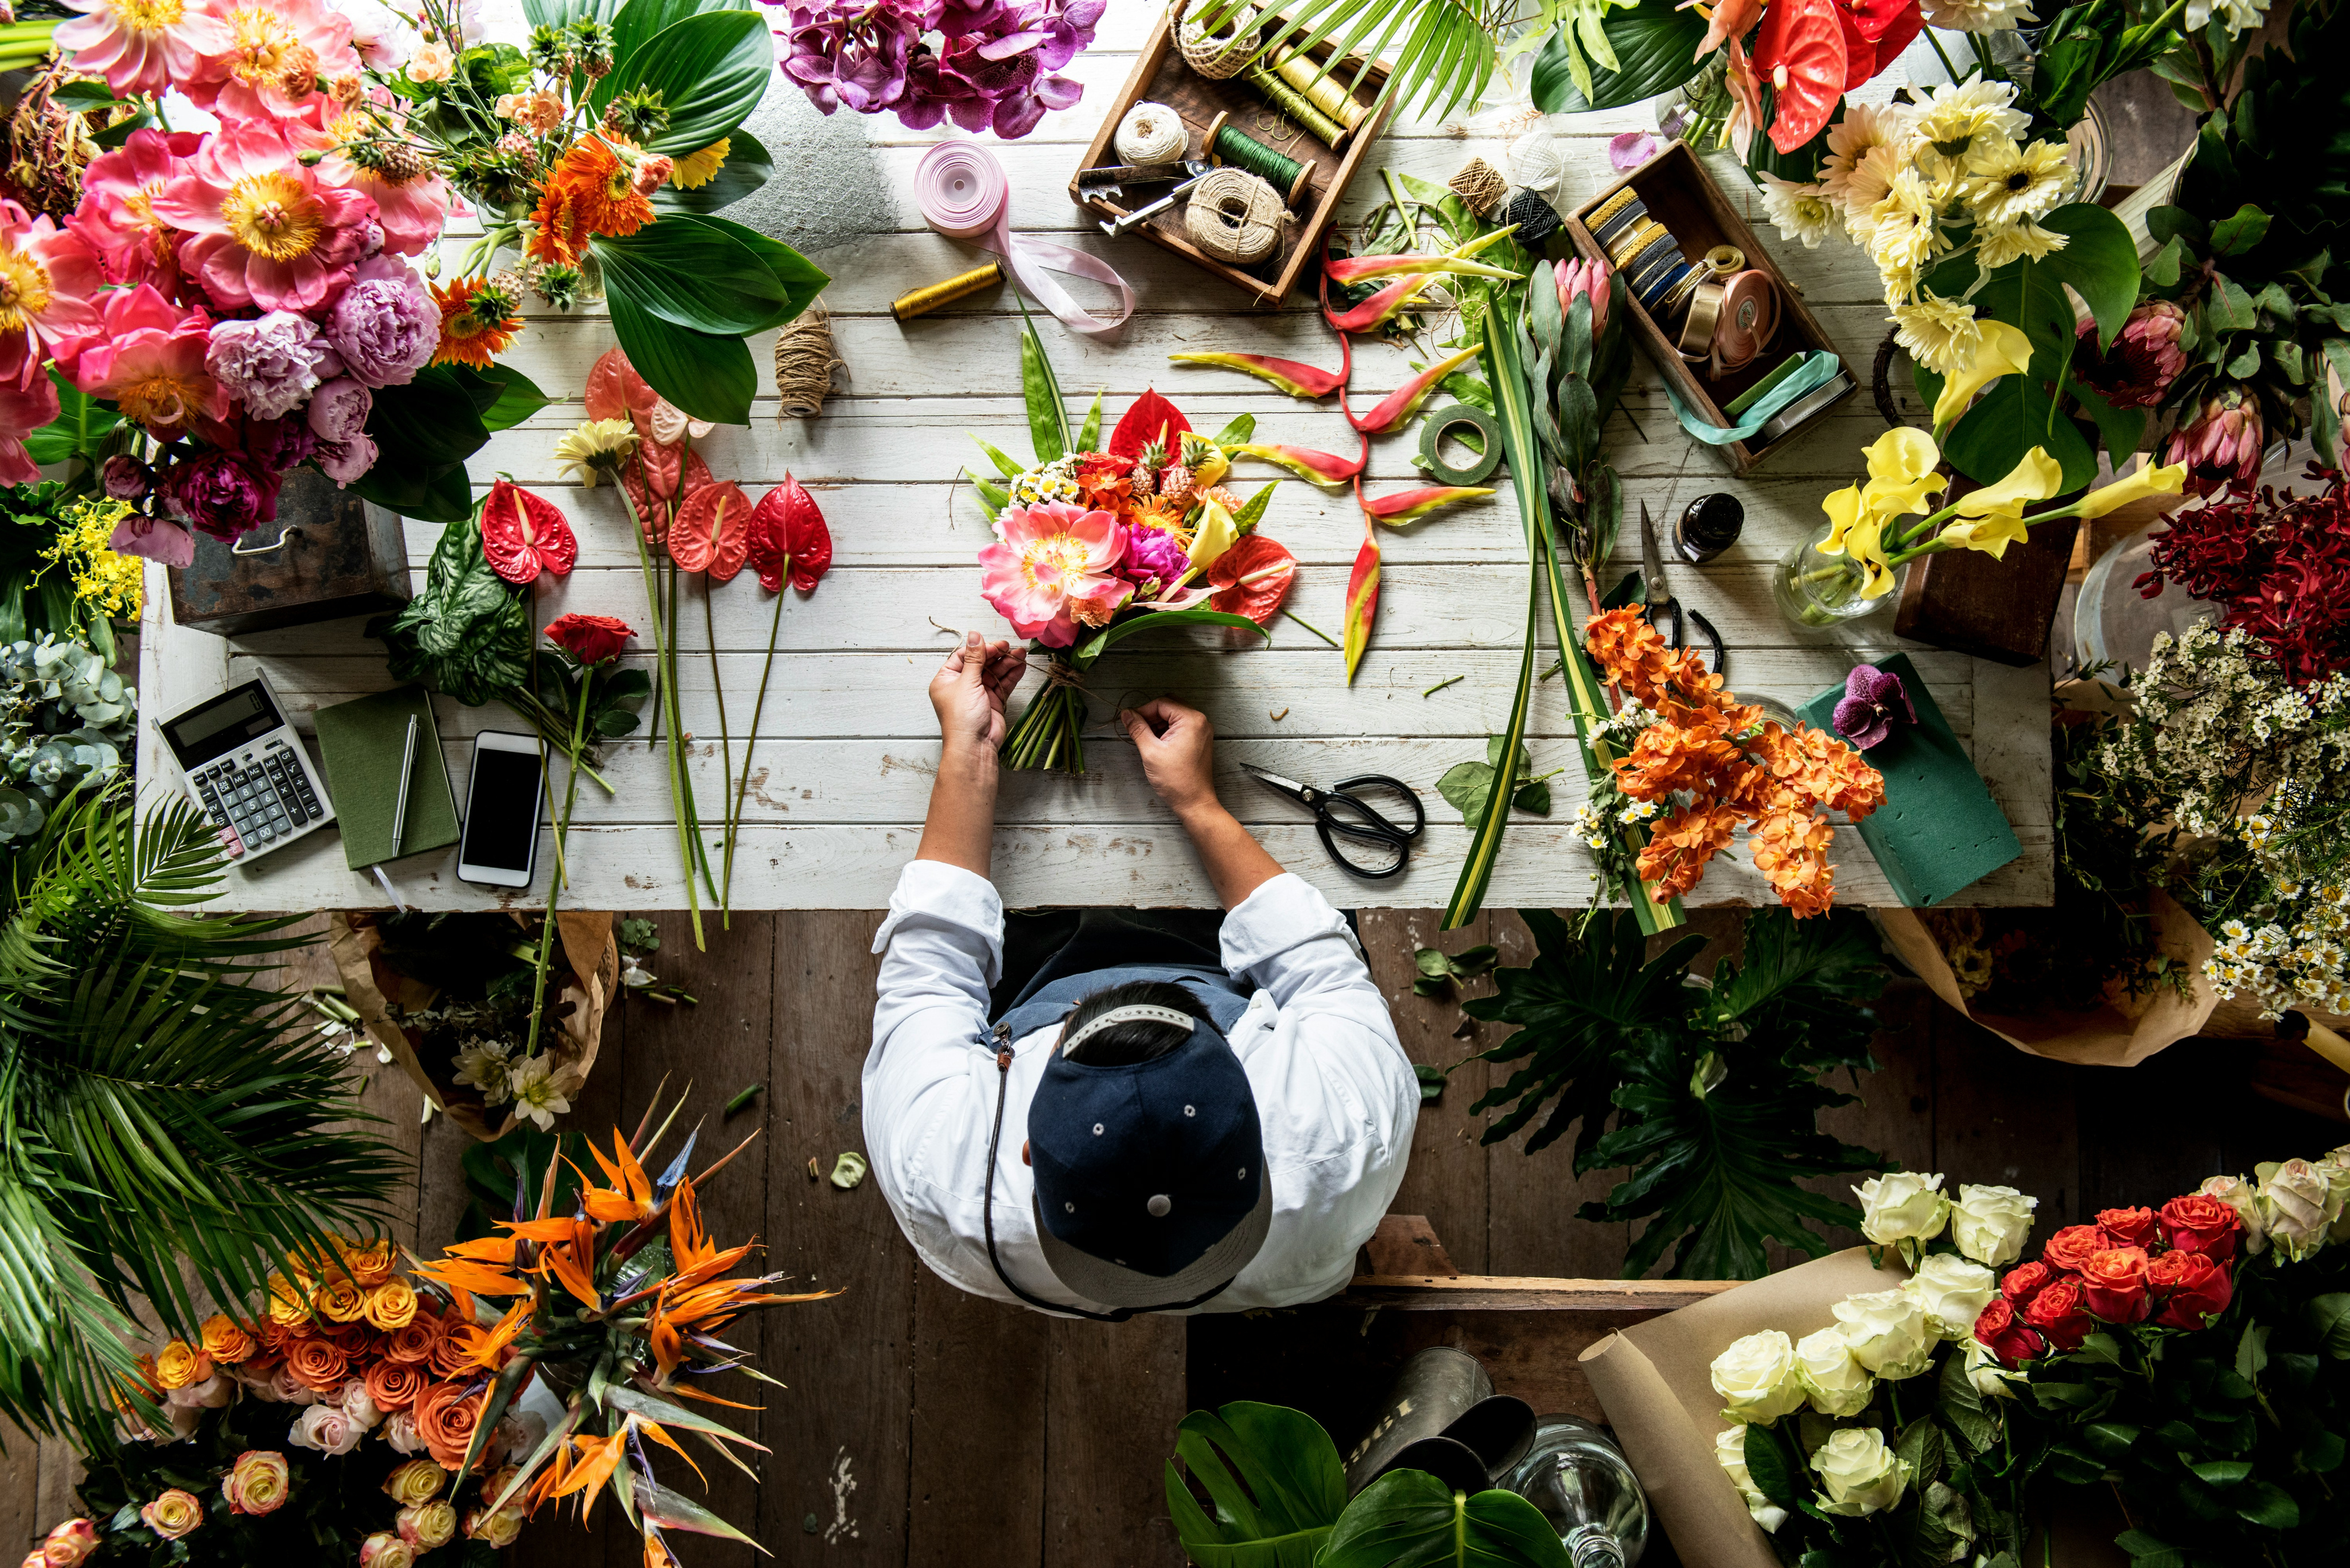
[606,287,758,425]
[598,8,772,155]
[1318,1471,1571,1567]
[2040,203,2141,349]
[371,493,533,705]
[1530,0,1707,113]
[591,221,791,334]
[1189,0,1497,123]
[1165,1402,1346,1568]
[688,214,831,329]
[23,368,119,469]
[1073,608,1267,665]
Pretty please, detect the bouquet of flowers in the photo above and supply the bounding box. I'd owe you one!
[774,0,1102,138]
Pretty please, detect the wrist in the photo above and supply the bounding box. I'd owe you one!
[1173,794,1229,831]
[941,736,1000,778]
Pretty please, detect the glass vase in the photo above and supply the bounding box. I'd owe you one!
[1772,523,1894,628]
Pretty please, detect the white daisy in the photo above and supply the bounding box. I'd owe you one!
[1759,174,1841,249]
[1966,137,2079,227]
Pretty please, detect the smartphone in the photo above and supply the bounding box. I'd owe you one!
[456,731,544,888]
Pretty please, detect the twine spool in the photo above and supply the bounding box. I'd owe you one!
[1176,2,1258,77]
[1185,166,1287,264]
[1114,100,1188,166]
[1269,48,1366,134]
[1447,157,1508,217]
[1205,111,1313,207]
[775,301,846,417]
[1503,188,1562,250]
[1241,61,1348,147]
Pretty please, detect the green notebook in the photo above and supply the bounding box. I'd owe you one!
[312,685,460,870]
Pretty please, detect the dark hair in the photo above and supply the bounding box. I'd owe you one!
[1057,979,1205,1065]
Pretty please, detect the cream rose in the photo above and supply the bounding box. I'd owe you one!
[291,1402,361,1457]
[222,1450,290,1516]
[383,1458,449,1507]
[40,1519,98,1568]
[166,1373,233,1410]
[384,1411,426,1455]
[464,1505,524,1548]
[2200,1173,2267,1255]
[1811,1427,1911,1517]
[1832,1289,1937,1380]
[396,1501,457,1551]
[1961,1337,2022,1400]
[1792,1326,1874,1418]
[359,1532,416,1568]
[139,1489,205,1541]
[1949,1183,2037,1267]
[2258,1158,2337,1261]
[2318,1148,2350,1242]
[1854,1172,1949,1248]
[1714,1427,1789,1533]
[341,1379,385,1431]
[406,41,452,83]
[264,1363,319,1406]
[1902,1252,1998,1338]
[1711,1329,1805,1425]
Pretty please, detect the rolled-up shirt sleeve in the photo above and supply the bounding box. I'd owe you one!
[865,859,1004,1205]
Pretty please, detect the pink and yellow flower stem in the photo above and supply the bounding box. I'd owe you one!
[625,450,705,953]
[1168,339,1351,399]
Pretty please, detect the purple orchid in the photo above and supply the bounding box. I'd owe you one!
[771,0,1098,137]
[1832,664,1917,750]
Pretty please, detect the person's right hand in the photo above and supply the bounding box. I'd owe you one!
[1119,698,1219,817]
[929,629,1025,757]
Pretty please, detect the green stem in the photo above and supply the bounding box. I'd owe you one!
[725,586,787,913]
[524,671,592,1060]
[703,583,733,929]
[1925,26,1968,85]
[1283,609,1340,648]
[627,464,703,952]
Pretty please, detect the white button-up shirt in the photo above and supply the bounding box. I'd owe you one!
[864,861,1418,1316]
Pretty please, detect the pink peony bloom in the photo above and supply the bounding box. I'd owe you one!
[0,201,104,387]
[68,285,227,441]
[152,119,378,312]
[56,0,234,98]
[185,0,360,119]
[2163,384,2265,497]
[978,500,1129,647]
[2076,299,2187,411]
[71,130,205,289]
[0,368,56,488]
[299,105,454,258]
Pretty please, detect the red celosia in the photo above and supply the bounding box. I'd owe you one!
[2135,469,2350,683]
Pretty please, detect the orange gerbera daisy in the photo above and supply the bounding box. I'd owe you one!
[431,277,523,369]
[527,134,654,264]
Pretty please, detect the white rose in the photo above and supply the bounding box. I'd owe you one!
[1832,1289,1937,1380]
[264,1364,318,1406]
[2258,1158,2337,1261]
[2200,1173,2267,1255]
[384,1411,426,1456]
[1811,1426,1911,1517]
[1949,1183,2037,1267]
[1715,1426,1789,1533]
[1711,1330,1806,1425]
[294,1402,361,1457]
[1902,1253,1998,1339]
[1792,1327,1875,1418]
[2318,1149,2350,1242]
[1961,1336,2021,1400]
[341,1378,384,1430]
[1853,1172,1949,1247]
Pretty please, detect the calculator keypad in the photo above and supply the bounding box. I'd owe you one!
[192,738,324,858]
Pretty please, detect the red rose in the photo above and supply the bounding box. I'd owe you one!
[2042,1224,2109,1274]
[2079,1247,2151,1324]
[2158,1194,2243,1264]
[2000,1260,2055,1307]
[2097,1207,2160,1249]
[2022,1276,2093,1352]
[544,612,634,666]
[2150,1250,2234,1329]
[1974,1297,2046,1368]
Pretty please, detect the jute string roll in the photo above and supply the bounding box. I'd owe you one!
[773,301,846,417]
[1185,166,1286,264]
[1176,2,1258,77]
[1446,157,1507,217]
[1114,101,1188,165]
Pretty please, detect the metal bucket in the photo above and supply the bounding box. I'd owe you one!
[1343,1347,1537,1496]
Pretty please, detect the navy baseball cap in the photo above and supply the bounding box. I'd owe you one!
[1028,1003,1272,1308]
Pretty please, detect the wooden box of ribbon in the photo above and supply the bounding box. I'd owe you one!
[1565,141,1855,477]
[1067,2,1392,304]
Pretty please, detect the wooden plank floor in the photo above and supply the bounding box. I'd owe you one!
[3,907,2333,1566]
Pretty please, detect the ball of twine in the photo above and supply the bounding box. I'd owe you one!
[773,301,846,419]
[1447,157,1508,218]
[1114,100,1188,165]
[1177,2,1259,79]
[1185,166,1287,264]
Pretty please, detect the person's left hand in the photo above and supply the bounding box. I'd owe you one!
[929,629,1026,756]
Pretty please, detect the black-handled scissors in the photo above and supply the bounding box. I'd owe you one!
[1242,764,1424,879]
[1641,499,1727,681]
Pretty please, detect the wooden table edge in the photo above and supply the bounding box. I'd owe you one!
[1334,1275,1740,1311]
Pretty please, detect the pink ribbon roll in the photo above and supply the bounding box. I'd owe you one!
[1710,270,1780,375]
[915,139,1134,337]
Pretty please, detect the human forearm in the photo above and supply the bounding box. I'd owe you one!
[1176,799,1283,910]
[916,740,999,877]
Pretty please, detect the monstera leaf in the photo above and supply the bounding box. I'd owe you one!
[1320,1471,1573,1568]
[1165,1402,1347,1568]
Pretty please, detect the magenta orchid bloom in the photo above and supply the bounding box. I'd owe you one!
[184,0,361,120]
[56,0,234,99]
[0,200,104,387]
[979,500,1131,648]
[153,119,379,313]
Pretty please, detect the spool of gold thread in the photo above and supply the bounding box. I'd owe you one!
[889,258,1005,322]
[1269,48,1367,135]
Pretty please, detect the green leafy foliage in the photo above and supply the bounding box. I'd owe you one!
[593,217,826,425]
[1190,0,1505,124]
[1465,908,1890,1278]
[369,493,532,707]
[355,363,547,523]
[0,635,135,847]
[22,367,120,471]
[1437,736,1556,830]
[597,7,771,155]
[2018,1,2181,131]
[1529,0,1705,114]
[1414,943,1498,997]
[459,1120,589,1242]
[1320,1471,1571,1567]
[1164,1402,1347,1568]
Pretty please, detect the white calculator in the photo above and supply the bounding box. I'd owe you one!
[157,674,336,862]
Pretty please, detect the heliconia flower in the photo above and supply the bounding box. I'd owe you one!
[56,0,234,99]
[1223,435,1368,488]
[746,474,832,593]
[978,500,1129,648]
[480,478,578,585]
[2162,384,2265,497]
[1555,258,1610,341]
[71,129,204,289]
[669,480,753,581]
[1348,343,1483,435]
[0,200,104,386]
[67,284,227,442]
[1322,251,1523,286]
[185,0,361,120]
[1360,484,1497,524]
[1343,519,1379,685]
[1322,269,1442,334]
[1168,340,1349,400]
[152,119,379,312]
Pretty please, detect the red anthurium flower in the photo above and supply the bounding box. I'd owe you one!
[1833,0,1912,41]
[746,474,833,593]
[480,477,578,585]
[1108,389,1192,460]
[584,348,656,427]
[1753,0,1846,153]
[1206,534,1295,625]
[624,447,712,541]
[668,480,752,580]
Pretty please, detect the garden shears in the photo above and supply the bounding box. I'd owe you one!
[1640,499,1727,680]
[1242,764,1425,879]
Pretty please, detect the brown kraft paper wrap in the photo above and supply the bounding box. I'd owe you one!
[1578,1248,1910,1568]
[326,909,617,1141]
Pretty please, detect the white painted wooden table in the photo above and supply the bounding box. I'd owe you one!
[138,1,2052,913]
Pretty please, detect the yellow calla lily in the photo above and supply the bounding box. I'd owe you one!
[1937,445,2065,559]
[1818,485,1897,598]
[1931,321,2035,435]
[1820,484,1866,555]
[2071,457,2187,520]
[1186,497,1238,573]
[1864,426,1943,484]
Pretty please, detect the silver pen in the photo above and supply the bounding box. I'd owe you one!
[390,712,419,857]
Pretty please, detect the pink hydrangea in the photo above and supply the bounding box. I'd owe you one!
[978,500,1129,647]
[68,283,227,441]
[56,0,234,98]
[184,0,360,120]
[0,200,104,386]
[71,129,205,289]
[151,119,378,312]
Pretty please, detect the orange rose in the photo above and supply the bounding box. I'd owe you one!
[314,1277,368,1324]
[364,1281,419,1332]
[429,1329,478,1380]
[324,1321,382,1358]
[266,1276,312,1328]
[284,1336,351,1395]
[383,1316,440,1365]
[363,1359,429,1415]
[341,1239,398,1289]
[199,1315,255,1365]
[153,1339,212,1392]
[413,1380,487,1472]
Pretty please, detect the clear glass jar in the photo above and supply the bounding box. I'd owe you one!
[1504,1417,1649,1568]
[1772,521,1896,628]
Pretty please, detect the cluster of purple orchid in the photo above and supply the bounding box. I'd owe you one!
[771,0,1102,139]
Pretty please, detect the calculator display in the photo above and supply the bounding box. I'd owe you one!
[164,683,281,765]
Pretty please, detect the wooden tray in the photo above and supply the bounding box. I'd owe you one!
[1565,141,1853,476]
[1069,3,1392,305]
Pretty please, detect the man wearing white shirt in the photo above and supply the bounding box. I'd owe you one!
[865,630,1419,1319]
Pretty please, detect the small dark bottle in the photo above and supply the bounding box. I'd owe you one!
[1675,492,1744,564]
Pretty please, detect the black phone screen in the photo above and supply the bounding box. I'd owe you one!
[461,744,542,873]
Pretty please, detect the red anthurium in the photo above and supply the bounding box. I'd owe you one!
[1108,389,1193,460]
[668,480,751,580]
[1206,534,1296,625]
[623,447,712,541]
[1834,0,1915,41]
[480,477,578,585]
[746,474,833,593]
[1752,0,1845,153]
[1865,0,1923,80]
[584,348,656,427]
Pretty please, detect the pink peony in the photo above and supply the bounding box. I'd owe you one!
[68,285,227,441]
[185,0,360,120]
[71,130,205,289]
[978,500,1130,647]
[2163,384,2265,497]
[301,105,455,258]
[110,512,196,567]
[151,119,378,312]
[56,0,234,98]
[2076,299,2187,411]
[0,201,104,386]
[0,373,57,488]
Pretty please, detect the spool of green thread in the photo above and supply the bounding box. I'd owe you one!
[1204,109,1314,208]
[1418,405,1501,486]
[1241,58,1349,146]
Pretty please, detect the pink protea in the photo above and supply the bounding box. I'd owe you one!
[978,501,1130,648]
[2162,384,2265,497]
[2076,299,2187,411]
[185,0,360,120]
[299,105,455,258]
[1557,256,1611,340]
[67,283,228,441]
[152,119,378,312]
[56,0,234,98]
[71,129,205,288]
[0,201,104,387]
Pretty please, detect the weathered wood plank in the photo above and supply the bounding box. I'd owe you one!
[1042,1317,1188,1568]
[907,1280,1049,1567]
[1361,911,1494,1275]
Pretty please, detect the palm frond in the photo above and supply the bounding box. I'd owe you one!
[1193,0,1505,125]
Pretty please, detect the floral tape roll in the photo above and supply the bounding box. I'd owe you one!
[1418,404,1501,486]
[915,139,1134,336]
[1677,278,1724,359]
[1114,101,1189,165]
